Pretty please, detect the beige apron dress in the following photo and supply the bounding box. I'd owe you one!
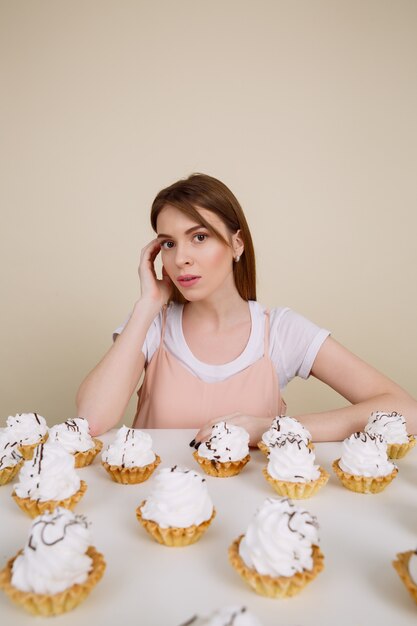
[133,306,286,429]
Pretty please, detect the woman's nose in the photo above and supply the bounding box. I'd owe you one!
[174,244,192,267]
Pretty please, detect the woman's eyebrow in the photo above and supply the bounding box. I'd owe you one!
[157,225,206,239]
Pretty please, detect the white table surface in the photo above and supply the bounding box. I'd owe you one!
[0,429,416,626]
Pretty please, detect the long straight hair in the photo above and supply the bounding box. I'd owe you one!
[150,173,256,303]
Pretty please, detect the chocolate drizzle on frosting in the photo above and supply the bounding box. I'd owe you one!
[120,428,136,468]
[370,411,405,427]
[271,433,308,451]
[202,421,244,461]
[178,607,248,626]
[223,608,247,626]
[0,449,21,468]
[270,415,289,432]
[286,511,302,537]
[353,431,385,445]
[124,428,134,443]
[207,422,232,448]
[65,419,81,433]
[178,617,198,626]
[32,443,45,475]
[0,433,22,468]
[28,510,89,551]
[283,504,319,541]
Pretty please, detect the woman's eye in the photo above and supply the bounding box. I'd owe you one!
[161,241,175,250]
[194,234,207,243]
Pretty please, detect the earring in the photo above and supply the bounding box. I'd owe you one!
[234,255,240,262]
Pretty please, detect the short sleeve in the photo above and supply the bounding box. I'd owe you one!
[112,311,162,364]
[269,308,330,389]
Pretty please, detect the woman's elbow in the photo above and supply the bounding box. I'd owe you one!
[403,394,417,435]
[76,407,106,437]
[388,388,417,435]
[76,394,109,437]
[86,417,107,438]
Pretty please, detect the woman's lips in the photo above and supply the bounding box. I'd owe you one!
[177,275,201,288]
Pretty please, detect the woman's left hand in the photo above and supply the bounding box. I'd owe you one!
[193,412,271,448]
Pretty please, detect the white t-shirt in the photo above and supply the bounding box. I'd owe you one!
[113,301,330,390]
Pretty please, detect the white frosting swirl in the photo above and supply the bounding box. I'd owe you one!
[14,441,81,501]
[11,507,92,594]
[364,411,409,444]
[197,422,249,462]
[6,413,48,446]
[267,435,320,482]
[0,428,23,469]
[180,606,263,626]
[261,416,311,448]
[140,466,213,528]
[409,550,417,585]
[101,426,155,467]
[48,417,94,454]
[239,497,319,577]
[338,432,396,477]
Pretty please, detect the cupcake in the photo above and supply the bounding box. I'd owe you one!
[332,431,398,494]
[393,548,417,604]
[12,441,87,517]
[0,507,105,616]
[229,497,324,598]
[6,412,48,460]
[0,428,23,485]
[136,465,215,546]
[262,434,329,498]
[101,426,160,484]
[48,417,102,468]
[258,416,313,456]
[365,411,416,459]
[193,421,250,477]
[178,606,263,625]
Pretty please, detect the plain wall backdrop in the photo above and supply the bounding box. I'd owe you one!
[1,0,416,429]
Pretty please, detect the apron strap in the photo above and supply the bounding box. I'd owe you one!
[264,309,270,352]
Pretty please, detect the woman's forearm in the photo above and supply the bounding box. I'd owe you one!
[295,390,417,442]
[296,336,417,441]
[76,299,160,436]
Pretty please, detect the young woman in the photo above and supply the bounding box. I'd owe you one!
[76,174,417,444]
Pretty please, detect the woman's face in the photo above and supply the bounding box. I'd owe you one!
[156,205,243,302]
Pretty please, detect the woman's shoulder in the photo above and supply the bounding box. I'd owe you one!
[255,302,330,384]
[250,301,328,344]
[166,301,183,314]
[140,303,184,361]
[249,300,291,324]
[151,302,183,324]
[251,300,321,324]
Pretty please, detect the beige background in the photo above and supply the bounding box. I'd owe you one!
[1,0,416,429]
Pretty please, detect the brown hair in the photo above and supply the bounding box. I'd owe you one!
[150,173,256,303]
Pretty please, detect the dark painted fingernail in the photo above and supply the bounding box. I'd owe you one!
[194,441,201,450]
[189,439,196,447]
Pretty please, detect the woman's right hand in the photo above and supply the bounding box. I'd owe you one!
[138,239,173,308]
